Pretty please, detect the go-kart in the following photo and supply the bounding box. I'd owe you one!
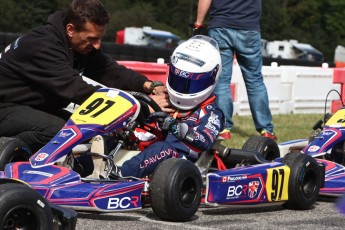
[0,88,324,222]
[246,107,345,197]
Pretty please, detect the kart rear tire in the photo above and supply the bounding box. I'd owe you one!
[150,158,202,222]
[242,136,280,161]
[0,137,32,170]
[282,152,321,210]
[0,182,53,229]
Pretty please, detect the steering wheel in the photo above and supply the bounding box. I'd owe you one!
[126,92,165,149]
[127,91,162,122]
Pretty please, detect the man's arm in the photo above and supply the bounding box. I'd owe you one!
[84,51,175,112]
[195,0,212,26]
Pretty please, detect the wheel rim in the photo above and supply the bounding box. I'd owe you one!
[265,150,278,161]
[301,169,318,198]
[3,206,38,229]
[179,176,198,208]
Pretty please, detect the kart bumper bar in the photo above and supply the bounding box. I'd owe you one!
[50,202,78,230]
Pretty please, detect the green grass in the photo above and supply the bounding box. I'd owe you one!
[222,113,324,149]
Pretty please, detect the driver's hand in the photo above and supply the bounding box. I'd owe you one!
[150,94,176,113]
[152,85,167,95]
[149,111,176,131]
[149,112,186,139]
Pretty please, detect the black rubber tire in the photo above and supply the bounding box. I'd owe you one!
[242,136,280,161]
[0,183,53,229]
[150,158,202,222]
[282,152,321,210]
[0,137,32,170]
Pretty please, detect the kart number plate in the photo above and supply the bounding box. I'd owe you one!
[266,166,290,202]
[325,109,345,127]
[71,90,133,125]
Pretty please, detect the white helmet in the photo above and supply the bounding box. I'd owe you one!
[167,35,222,110]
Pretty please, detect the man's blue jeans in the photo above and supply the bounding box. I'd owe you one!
[209,28,274,133]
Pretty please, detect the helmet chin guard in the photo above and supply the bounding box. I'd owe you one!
[167,35,222,110]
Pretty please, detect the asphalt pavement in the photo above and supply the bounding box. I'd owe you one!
[75,196,345,230]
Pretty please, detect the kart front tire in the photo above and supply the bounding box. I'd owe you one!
[0,182,53,229]
[150,158,202,222]
[242,136,280,161]
[0,137,32,170]
[282,152,321,210]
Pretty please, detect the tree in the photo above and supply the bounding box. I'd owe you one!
[0,0,343,62]
[0,0,68,33]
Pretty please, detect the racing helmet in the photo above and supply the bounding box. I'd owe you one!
[167,35,222,110]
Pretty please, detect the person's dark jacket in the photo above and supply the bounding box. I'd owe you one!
[0,11,149,109]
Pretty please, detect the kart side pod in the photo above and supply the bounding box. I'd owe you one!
[205,152,322,210]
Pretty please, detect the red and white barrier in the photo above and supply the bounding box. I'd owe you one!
[81,60,344,115]
[120,60,345,115]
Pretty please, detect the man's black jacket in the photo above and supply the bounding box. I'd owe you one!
[0,11,149,109]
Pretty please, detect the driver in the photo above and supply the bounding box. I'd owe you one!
[108,35,225,178]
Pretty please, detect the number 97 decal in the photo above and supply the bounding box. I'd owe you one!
[266,166,290,202]
[71,91,134,125]
[79,98,115,118]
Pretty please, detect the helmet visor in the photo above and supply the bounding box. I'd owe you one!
[168,65,219,94]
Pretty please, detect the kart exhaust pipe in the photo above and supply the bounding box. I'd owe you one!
[217,144,230,159]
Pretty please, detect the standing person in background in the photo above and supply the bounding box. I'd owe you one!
[0,0,174,153]
[193,0,276,140]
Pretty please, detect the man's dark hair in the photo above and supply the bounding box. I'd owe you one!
[63,0,110,31]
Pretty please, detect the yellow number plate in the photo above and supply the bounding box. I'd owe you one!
[325,109,345,127]
[71,90,134,126]
[266,166,290,202]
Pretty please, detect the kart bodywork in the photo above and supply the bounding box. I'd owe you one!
[0,88,324,221]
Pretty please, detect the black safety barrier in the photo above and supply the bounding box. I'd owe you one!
[0,32,331,66]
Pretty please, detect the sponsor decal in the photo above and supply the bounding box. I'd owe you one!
[140,148,179,169]
[13,37,20,49]
[35,153,49,161]
[198,133,206,142]
[205,112,221,133]
[106,89,119,98]
[193,132,200,141]
[248,181,260,198]
[59,131,72,138]
[175,68,190,78]
[174,52,205,67]
[308,145,320,152]
[322,130,334,136]
[222,175,248,183]
[24,170,53,177]
[107,196,139,209]
[225,178,262,200]
[4,44,11,53]
[227,184,248,199]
